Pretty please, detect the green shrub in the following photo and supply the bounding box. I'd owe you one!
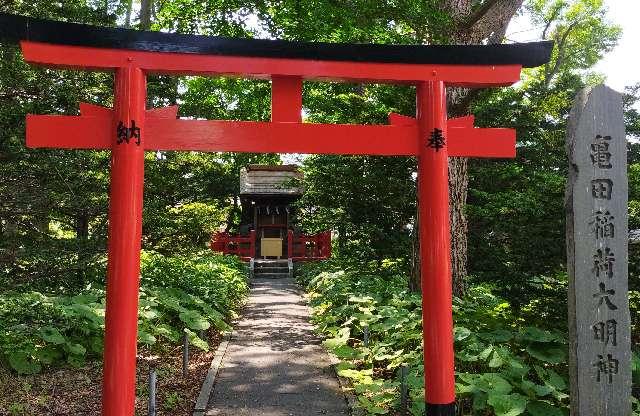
[0,251,247,374]
[298,262,572,416]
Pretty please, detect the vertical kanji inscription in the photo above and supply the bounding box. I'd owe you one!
[566,85,631,416]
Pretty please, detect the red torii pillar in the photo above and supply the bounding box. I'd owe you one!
[3,13,552,416]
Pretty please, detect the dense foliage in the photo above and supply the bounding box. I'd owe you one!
[0,252,247,374]
[298,260,639,416]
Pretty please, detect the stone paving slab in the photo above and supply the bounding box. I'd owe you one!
[205,277,349,416]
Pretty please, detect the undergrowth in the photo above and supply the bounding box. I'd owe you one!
[297,260,640,416]
[0,251,247,374]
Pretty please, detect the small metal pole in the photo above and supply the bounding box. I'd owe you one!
[400,364,408,415]
[183,332,189,377]
[363,326,370,347]
[148,366,157,416]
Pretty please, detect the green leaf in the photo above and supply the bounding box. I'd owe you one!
[332,344,358,359]
[184,328,209,351]
[138,330,157,345]
[487,392,528,416]
[454,326,471,341]
[8,353,42,374]
[348,295,374,304]
[545,369,567,391]
[479,346,493,360]
[477,373,513,394]
[35,346,61,365]
[489,329,513,342]
[88,336,104,354]
[65,343,86,356]
[489,350,504,368]
[67,353,86,367]
[519,327,556,342]
[527,400,563,416]
[155,324,179,342]
[179,310,211,331]
[526,344,566,363]
[140,309,159,320]
[323,327,350,349]
[520,380,553,398]
[39,326,65,344]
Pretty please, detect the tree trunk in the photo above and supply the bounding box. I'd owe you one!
[124,0,133,27]
[411,0,523,296]
[140,0,153,30]
[409,214,421,292]
[75,211,90,283]
[448,157,469,297]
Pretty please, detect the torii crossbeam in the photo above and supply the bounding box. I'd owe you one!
[1,13,552,416]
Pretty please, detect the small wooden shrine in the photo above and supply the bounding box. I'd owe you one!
[211,165,331,260]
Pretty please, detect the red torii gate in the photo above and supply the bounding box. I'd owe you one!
[1,13,552,416]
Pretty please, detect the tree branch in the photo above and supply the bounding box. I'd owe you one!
[543,21,578,88]
[460,0,501,30]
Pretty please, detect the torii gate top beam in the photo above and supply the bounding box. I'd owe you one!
[0,13,552,86]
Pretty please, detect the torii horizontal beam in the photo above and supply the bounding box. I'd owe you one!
[27,108,515,158]
[0,12,552,86]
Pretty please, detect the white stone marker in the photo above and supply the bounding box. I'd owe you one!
[566,84,631,415]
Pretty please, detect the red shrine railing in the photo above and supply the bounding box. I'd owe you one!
[210,230,256,261]
[209,229,331,261]
[288,230,331,261]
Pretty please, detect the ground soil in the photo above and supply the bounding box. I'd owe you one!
[0,331,221,415]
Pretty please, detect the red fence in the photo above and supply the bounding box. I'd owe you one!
[210,229,331,261]
[209,230,256,261]
[287,230,331,261]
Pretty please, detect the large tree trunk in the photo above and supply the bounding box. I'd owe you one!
[447,0,523,298]
[410,0,523,296]
[140,0,153,29]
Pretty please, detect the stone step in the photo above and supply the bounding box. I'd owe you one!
[253,272,290,279]
[255,266,289,273]
[254,260,289,266]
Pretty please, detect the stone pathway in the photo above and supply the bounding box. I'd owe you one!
[204,277,349,416]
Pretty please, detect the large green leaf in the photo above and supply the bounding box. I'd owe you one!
[323,327,350,349]
[138,330,157,345]
[8,352,42,375]
[476,373,513,394]
[487,392,528,416]
[39,326,65,344]
[154,323,180,342]
[179,310,211,331]
[526,343,566,363]
[527,400,564,416]
[454,326,471,341]
[65,343,86,356]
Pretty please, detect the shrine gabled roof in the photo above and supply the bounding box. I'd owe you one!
[0,13,552,68]
[240,166,303,196]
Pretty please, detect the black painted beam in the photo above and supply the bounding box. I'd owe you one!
[0,13,552,68]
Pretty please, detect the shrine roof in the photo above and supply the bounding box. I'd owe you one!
[240,166,303,196]
[246,165,300,172]
[0,13,552,68]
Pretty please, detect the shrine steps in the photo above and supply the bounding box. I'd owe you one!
[252,259,291,279]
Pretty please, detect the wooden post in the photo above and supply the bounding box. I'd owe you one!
[250,230,256,259]
[566,85,631,415]
[416,81,455,415]
[102,66,146,416]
